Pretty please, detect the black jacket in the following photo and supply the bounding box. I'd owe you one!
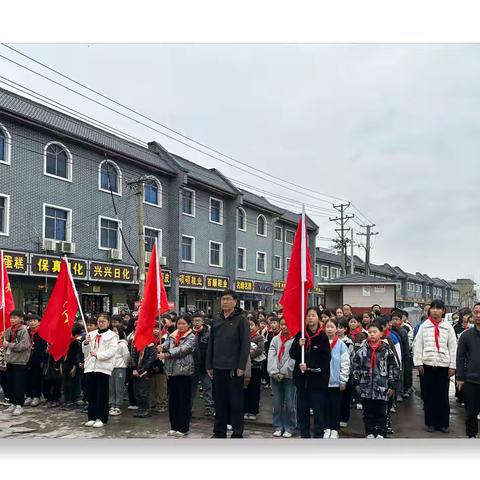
[289,328,331,391]
[193,326,210,374]
[27,331,48,367]
[456,327,480,384]
[131,344,158,376]
[64,338,82,369]
[393,326,410,362]
[206,308,250,371]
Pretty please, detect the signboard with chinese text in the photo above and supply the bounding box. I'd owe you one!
[89,261,134,283]
[274,281,285,290]
[178,272,204,289]
[2,250,28,275]
[161,269,172,288]
[205,275,229,290]
[235,279,254,292]
[253,281,274,295]
[30,254,87,279]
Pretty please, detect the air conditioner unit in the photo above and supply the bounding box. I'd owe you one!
[60,241,76,254]
[109,249,122,260]
[42,238,57,252]
[145,253,166,265]
[145,251,152,264]
[159,256,166,266]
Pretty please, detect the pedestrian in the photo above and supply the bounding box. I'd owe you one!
[362,312,374,330]
[392,309,410,403]
[150,321,167,413]
[61,324,83,409]
[413,299,457,433]
[348,314,367,410]
[337,318,354,427]
[371,304,382,318]
[0,340,7,405]
[108,325,130,416]
[455,302,480,438]
[335,307,344,321]
[400,310,414,398]
[126,327,138,410]
[289,306,331,438]
[352,321,399,438]
[268,318,296,438]
[262,314,280,390]
[342,304,353,318]
[43,350,63,407]
[160,313,196,437]
[2,310,30,416]
[206,289,250,439]
[323,318,350,438]
[25,314,47,407]
[82,313,118,428]
[244,318,265,421]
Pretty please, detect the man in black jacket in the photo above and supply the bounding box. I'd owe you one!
[456,302,480,438]
[206,289,250,438]
[25,315,47,407]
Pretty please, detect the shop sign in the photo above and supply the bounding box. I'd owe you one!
[313,286,323,294]
[179,272,204,289]
[162,269,172,288]
[235,279,254,292]
[89,261,135,283]
[92,286,101,293]
[274,281,285,290]
[253,281,274,295]
[31,254,87,279]
[2,250,28,275]
[205,275,229,290]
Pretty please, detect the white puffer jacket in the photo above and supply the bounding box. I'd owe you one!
[82,329,119,375]
[113,339,130,369]
[413,319,457,369]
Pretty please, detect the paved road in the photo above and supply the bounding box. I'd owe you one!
[0,377,471,439]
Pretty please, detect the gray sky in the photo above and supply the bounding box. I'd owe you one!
[2,44,479,283]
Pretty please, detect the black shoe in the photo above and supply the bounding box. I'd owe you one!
[231,434,243,438]
[426,425,435,433]
[211,434,227,439]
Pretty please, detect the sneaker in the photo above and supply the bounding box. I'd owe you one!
[387,427,395,434]
[31,397,41,407]
[115,408,122,415]
[323,429,331,438]
[0,399,10,406]
[330,430,339,439]
[227,424,233,431]
[85,420,96,427]
[403,392,410,399]
[109,408,118,416]
[390,406,396,413]
[173,431,186,437]
[24,397,32,406]
[93,420,104,428]
[356,403,363,410]
[376,435,385,439]
[426,425,435,433]
[167,430,176,436]
[366,434,375,439]
[243,413,251,420]
[12,406,23,416]
[282,431,293,438]
[273,430,283,437]
[339,422,348,428]
[3,404,15,413]
[396,396,403,403]
[249,414,257,420]
[127,405,139,410]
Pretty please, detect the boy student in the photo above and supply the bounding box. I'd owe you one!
[352,321,399,438]
[25,314,47,407]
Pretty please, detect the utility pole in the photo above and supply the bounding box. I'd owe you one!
[357,224,379,276]
[350,228,354,274]
[329,202,355,275]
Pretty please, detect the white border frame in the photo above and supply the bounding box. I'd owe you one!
[274,224,283,242]
[181,187,196,217]
[0,123,12,166]
[209,196,224,225]
[143,177,163,208]
[285,257,291,272]
[237,207,247,232]
[43,202,72,242]
[43,141,73,183]
[181,234,196,264]
[209,240,224,268]
[256,214,267,237]
[321,264,329,280]
[274,254,282,271]
[98,215,122,256]
[237,246,246,271]
[256,250,267,274]
[98,159,122,196]
[285,228,295,245]
[0,193,10,236]
[144,225,163,256]
[331,266,340,279]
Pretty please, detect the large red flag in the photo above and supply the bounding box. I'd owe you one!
[38,258,79,361]
[134,243,169,351]
[1,251,15,334]
[279,213,313,337]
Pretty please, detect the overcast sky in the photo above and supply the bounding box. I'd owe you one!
[2,44,479,284]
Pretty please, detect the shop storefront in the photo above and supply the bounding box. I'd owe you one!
[235,278,274,312]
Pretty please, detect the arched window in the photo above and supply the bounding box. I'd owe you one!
[98,159,122,195]
[144,177,162,207]
[237,207,247,231]
[44,142,72,181]
[0,123,12,165]
[257,214,267,237]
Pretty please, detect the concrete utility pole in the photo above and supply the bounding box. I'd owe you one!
[357,224,379,276]
[329,202,355,275]
[350,228,354,274]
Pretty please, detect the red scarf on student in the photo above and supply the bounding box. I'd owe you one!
[70,335,80,344]
[250,329,258,340]
[153,336,161,346]
[429,317,442,351]
[383,328,391,338]
[305,325,323,352]
[173,328,192,347]
[329,336,339,351]
[350,326,362,339]
[278,332,292,361]
[30,328,38,349]
[194,326,204,336]
[368,341,382,369]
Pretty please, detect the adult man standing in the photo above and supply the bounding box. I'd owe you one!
[206,289,250,438]
[456,302,480,438]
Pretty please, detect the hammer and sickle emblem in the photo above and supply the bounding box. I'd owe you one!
[62,301,69,324]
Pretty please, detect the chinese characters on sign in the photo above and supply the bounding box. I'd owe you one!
[235,279,254,292]
[179,273,204,289]
[30,255,87,279]
[205,275,229,290]
[89,262,134,283]
[2,251,28,275]
[274,281,286,290]
[162,269,172,288]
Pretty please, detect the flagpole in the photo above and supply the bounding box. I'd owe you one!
[301,205,306,365]
[1,250,5,334]
[63,256,88,334]
[155,238,161,319]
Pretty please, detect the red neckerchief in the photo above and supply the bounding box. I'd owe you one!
[278,332,292,361]
[329,335,339,351]
[305,325,323,352]
[349,326,362,339]
[383,328,391,338]
[153,336,161,346]
[250,329,258,340]
[262,326,270,338]
[368,341,382,369]
[429,317,442,351]
[194,326,204,336]
[94,334,101,349]
[172,328,192,347]
[29,328,37,349]
[70,335,80,344]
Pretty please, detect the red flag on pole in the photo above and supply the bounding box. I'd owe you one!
[279,210,313,337]
[134,243,169,352]
[1,250,15,334]
[38,258,79,361]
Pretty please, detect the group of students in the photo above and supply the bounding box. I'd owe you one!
[1,293,480,439]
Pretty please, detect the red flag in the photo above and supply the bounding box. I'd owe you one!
[279,214,313,336]
[134,243,169,351]
[38,258,79,361]
[1,251,15,334]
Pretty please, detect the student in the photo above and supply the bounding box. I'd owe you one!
[43,350,63,407]
[371,305,382,318]
[391,309,410,403]
[289,306,331,438]
[400,310,414,398]
[348,315,367,410]
[352,321,399,438]
[267,318,296,438]
[61,324,83,409]
[338,318,354,427]
[150,322,167,414]
[413,299,457,433]
[335,307,344,320]
[362,312,374,330]
[342,304,353,318]
[323,318,350,439]
[2,310,30,416]
[109,325,130,416]
[25,314,47,407]
[262,314,280,390]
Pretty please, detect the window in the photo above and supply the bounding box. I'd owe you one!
[274,225,282,241]
[256,215,267,237]
[0,123,11,165]
[321,265,329,279]
[144,227,162,255]
[209,241,223,267]
[426,286,430,295]
[237,247,246,271]
[285,257,291,271]
[417,284,423,293]
[209,197,223,225]
[285,229,295,244]
[181,235,195,263]
[237,208,246,231]
[314,264,320,277]
[256,251,267,274]
[99,160,122,195]
[274,255,282,270]
[44,142,72,181]
[44,204,71,242]
[182,188,195,216]
[0,194,10,236]
[331,267,340,279]
[99,216,121,250]
[144,178,162,207]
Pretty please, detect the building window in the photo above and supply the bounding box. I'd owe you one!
[209,197,223,225]
[256,215,267,237]
[237,207,246,231]
[0,194,10,236]
[274,225,282,242]
[237,247,246,271]
[321,265,329,279]
[99,160,122,195]
[274,255,282,271]
[182,188,195,216]
[256,251,267,274]
[314,264,320,277]
[285,257,291,271]
[331,267,340,279]
[144,178,162,207]
[417,284,423,293]
[99,216,120,250]
[209,241,223,267]
[44,142,72,181]
[144,227,162,255]
[285,229,295,244]
[181,235,195,263]
[44,204,71,242]
[0,123,11,165]
[426,286,430,295]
